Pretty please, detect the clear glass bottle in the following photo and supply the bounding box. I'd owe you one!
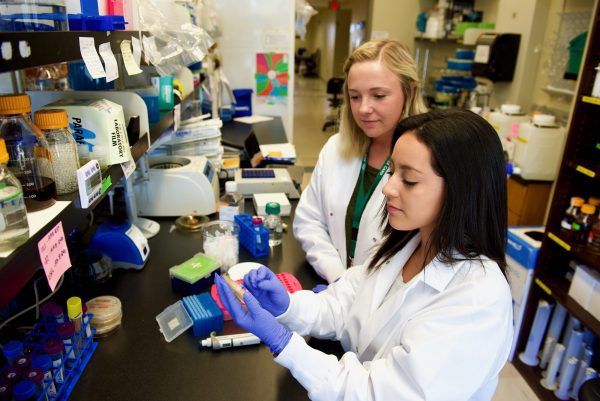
[0,138,29,251]
[34,109,80,195]
[560,196,584,240]
[263,201,282,247]
[573,204,596,245]
[218,181,244,222]
[0,93,56,212]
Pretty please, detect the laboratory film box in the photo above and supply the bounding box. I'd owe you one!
[506,226,543,361]
[42,98,132,168]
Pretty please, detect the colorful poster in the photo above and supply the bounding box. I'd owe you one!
[255,53,289,97]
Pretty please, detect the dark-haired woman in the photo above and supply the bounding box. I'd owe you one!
[216,109,513,401]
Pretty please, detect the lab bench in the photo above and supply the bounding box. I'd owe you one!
[69,203,323,401]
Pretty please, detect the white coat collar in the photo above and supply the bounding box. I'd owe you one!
[370,232,461,311]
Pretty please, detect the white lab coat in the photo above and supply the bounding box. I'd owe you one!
[275,234,513,401]
[293,134,388,283]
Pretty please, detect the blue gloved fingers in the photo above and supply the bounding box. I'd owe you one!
[312,284,328,293]
[242,289,265,317]
[257,276,285,292]
[215,275,249,323]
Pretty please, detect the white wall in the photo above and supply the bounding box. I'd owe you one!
[490,0,550,109]
[369,0,421,51]
[213,0,295,141]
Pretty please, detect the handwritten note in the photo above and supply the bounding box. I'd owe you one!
[99,42,119,82]
[38,222,72,292]
[120,40,143,75]
[79,37,106,79]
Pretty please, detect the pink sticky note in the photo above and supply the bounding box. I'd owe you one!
[38,221,72,291]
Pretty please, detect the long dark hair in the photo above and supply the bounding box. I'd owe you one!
[368,109,508,277]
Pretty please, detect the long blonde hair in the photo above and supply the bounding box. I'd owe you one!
[338,40,427,159]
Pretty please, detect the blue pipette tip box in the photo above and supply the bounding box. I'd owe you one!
[182,293,223,337]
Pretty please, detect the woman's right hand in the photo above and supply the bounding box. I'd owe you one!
[243,266,290,317]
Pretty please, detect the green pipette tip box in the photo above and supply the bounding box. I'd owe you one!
[169,253,220,284]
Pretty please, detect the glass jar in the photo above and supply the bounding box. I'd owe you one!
[0,138,29,251]
[34,109,80,195]
[0,94,56,211]
[560,196,584,241]
[263,202,282,247]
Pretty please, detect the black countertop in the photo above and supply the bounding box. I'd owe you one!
[70,203,325,401]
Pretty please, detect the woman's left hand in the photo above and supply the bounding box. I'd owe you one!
[215,274,292,354]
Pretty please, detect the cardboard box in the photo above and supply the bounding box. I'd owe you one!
[506,226,544,361]
[568,263,600,310]
[42,98,132,168]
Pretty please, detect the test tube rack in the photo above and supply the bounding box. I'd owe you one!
[21,314,98,401]
[234,214,270,258]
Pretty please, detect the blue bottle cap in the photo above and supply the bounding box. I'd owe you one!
[31,354,52,371]
[2,340,23,360]
[12,380,36,400]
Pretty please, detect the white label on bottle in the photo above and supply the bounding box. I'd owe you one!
[98,42,119,82]
[79,37,106,79]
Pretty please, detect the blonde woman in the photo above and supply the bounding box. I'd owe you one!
[294,40,427,283]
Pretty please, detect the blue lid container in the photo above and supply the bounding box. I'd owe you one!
[31,355,52,371]
[12,380,36,401]
[2,341,23,365]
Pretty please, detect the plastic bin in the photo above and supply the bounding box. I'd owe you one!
[232,89,253,117]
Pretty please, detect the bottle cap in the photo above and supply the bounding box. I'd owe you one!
[251,217,263,225]
[34,109,69,129]
[225,180,238,194]
[266,202,280,215]
[0,93,31,115]
[12,354,31,369]
[31,354,52,371]
[0,382,11,401]
[581,204,596,215]
[67,296,83,319]
[0,139,8,165]
[22,368,44,385]
[57,321,75,337]
[572,197,585,207]
[588,197,600,207]
[2,340,23,360]
[2,367,20,383]
[12,380,36,401]
[43,338,65,354]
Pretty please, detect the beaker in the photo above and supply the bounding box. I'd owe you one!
[201,220,239,273]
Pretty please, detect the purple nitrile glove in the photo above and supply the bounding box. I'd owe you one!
[243,266,290,317]
[215,274,292,354]
[312,284,328,293]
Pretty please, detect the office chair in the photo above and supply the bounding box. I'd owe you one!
[322,77,344,133]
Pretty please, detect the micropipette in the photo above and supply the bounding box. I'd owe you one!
[200,331,260,350]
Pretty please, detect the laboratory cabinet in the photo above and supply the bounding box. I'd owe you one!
[512,1,600,399]
[0,30,176,307]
